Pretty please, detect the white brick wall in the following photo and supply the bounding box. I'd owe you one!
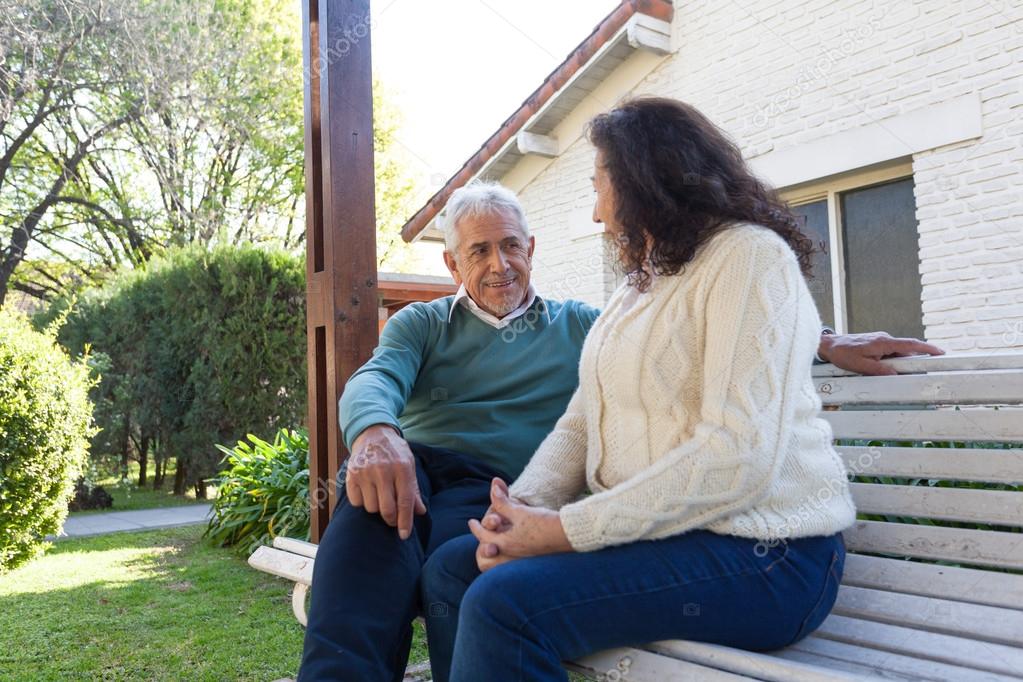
[504,0,1023,349]
[516,139,616,309]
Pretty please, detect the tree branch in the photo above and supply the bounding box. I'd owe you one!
[0,105,139,304]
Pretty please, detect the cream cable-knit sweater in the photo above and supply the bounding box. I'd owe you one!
[509,223,857,552]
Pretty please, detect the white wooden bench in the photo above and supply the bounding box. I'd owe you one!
[250,351,1023,681]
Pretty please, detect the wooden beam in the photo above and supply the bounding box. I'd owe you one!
[626,13,672,54]
[302,0,378,542]
[377,280,457,296]
[381,294,446,307]
[516,131,558,158]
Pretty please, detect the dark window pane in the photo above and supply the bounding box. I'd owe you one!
[840,177,924,339]
[791,199,834,329]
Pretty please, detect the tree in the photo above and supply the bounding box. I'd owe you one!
[0,0,307,306]
[57,245,307,496]
[110,0,305,251]
[373,83,419,271]
[2,0,421,308]
[0,0,147,306]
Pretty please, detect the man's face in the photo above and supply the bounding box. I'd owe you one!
[443,209,535,318]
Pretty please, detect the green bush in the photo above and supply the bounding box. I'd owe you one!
[205,428,309,554]
[54,244,307,495]
[0,310,95,571]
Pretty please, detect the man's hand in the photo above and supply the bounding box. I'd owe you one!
[468,478,571,572]
[347,424,426,540]
[818,331,945,376]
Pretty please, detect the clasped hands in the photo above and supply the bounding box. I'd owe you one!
[468,478,573,572]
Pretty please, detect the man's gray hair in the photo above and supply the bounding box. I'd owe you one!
[438,181,530,253]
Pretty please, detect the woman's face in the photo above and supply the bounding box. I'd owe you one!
[591,151,620,237]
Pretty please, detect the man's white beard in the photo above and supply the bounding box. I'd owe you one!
[489,296,522,318]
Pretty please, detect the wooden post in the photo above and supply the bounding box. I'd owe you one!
[302,0,378,542]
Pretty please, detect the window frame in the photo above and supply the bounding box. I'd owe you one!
[781,160,914,334]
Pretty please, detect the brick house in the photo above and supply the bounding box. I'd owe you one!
[400,0,1023,352]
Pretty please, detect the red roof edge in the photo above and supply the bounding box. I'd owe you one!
[400,0,674,243]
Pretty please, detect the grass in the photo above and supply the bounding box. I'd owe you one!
[0,525,430,681]
[69,459,218,516]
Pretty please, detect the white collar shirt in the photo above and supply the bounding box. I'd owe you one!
[447,283,550,329]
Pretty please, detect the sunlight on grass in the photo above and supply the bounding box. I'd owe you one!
[0,542,181,596]
[0,526,308,681]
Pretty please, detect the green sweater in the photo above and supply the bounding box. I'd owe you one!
[339,296,600,479]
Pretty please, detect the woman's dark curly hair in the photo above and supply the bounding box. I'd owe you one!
[587,97,814,291]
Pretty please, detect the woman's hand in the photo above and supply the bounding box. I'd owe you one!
[469,478,573,572]
[479,478,517,533]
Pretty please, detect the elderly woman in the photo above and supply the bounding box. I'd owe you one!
[419,97,858,682]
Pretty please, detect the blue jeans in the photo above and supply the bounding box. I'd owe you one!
[421,529,845,682]
[297,442,506,682]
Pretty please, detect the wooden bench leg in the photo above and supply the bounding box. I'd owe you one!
[292,583,309,627]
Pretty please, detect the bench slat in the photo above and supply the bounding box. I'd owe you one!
[838,446,1023,485]
[251,349,1023,681]
[770,649,917,681]
[248,545,314,585]
[273,536,319,558]
[833,584,1023,647]
[644,640,868,682]
[849,482,1023,527]
[813,353,1023,378]
[816,371,1023,406]
[841,553,1023,611]
[844,520,1023,570]
[567,646,757,681]
[782,636,1023,682]
[823,409,1023,442]
[816,614,1023,677]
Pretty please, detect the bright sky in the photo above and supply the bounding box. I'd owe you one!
[371,0,619,196]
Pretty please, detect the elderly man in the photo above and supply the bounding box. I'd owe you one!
[298,182,942,681]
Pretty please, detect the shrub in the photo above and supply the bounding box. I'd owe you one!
[67,477,114,512]
[205,428,309,555]
[54,244,307,495]
[0,310,94,571]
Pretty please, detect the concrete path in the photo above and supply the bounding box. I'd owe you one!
[55,503,213,539]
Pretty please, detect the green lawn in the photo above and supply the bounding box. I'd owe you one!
[69,460,218,515]
[0,525,429,681]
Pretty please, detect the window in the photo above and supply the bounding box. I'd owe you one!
[784,162,924,339]
[790,198,833,329]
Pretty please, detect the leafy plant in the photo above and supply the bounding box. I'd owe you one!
[205,429,309,555]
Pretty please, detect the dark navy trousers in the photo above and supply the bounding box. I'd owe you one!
[297,442,504,682]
